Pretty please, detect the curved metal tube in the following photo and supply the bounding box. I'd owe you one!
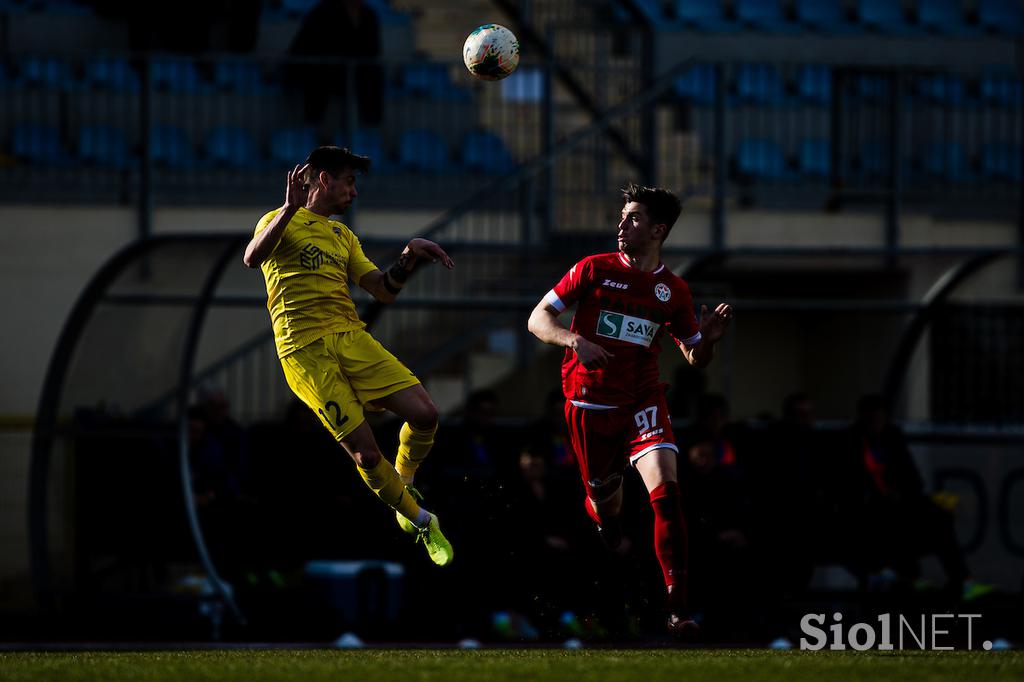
[29,234,247,622]
[29,237,166,613]
[176,235,249,626]
[882,250,1009,409]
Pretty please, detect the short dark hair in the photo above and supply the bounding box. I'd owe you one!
[622,182,682,238]
[304,146,370,180]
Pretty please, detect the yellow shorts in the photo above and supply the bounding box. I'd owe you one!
[280,328,420,441]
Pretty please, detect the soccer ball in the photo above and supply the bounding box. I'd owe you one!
[463,24,520,81]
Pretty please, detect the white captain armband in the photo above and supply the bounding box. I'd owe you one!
[544,290,566,313]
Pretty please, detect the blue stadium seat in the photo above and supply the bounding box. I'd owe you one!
[82,57,140,92]
[735,63,785,104]
[980,68,1022,106]
[919,0,979,36]
[11,123,64,164]
[17,56,74,90]
[364,0,413,26]
[858,141,889,178]
[675,0,737,31]
[796,0,861,33]
[398,129,449,173]
[858,0,922,34]
[150,59,206,93]
[77,124,130,169]
[735,0,795,32]
[149,124,195,169]
[915,74,967,105]
[337,128,382,165]
[922,141,968,181]
[798,138,830,177]
[399,63,450,96]
[397,63,470,101]
[854,74,890,102]
[335,128,393,172]
[980,0,1024,35]
[460,129,515,174]
[204,125,260,168]
[213,61,267,93]
[501,67,544,102]
[980,143,1021,180]
[280,0,317,16]
[736,139,789,179]
[796,65,831,105]
[270,126,317,166]
[674,64,717,105]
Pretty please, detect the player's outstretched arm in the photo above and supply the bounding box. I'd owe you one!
[359,238,454,304]
[681,303,733,368]
[527,300,613,370]
[243,164,309,268]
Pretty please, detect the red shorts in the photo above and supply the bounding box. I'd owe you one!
[563,390,677,496]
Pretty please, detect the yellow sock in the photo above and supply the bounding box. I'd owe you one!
[395,422,437,484]
[357,456,424,523]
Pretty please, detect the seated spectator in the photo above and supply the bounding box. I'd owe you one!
[520,389,576,478]
[760,392,830,594]
[842,394,994,601]
[491,444,592,640]
[436,389,514,476]
[679,394,766,632]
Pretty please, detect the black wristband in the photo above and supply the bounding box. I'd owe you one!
[388,259,412,284]
[382,274,402,295]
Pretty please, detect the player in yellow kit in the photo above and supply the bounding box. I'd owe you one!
[243,146,454,566]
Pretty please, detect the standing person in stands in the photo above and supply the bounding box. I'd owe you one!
[287,0,384,134]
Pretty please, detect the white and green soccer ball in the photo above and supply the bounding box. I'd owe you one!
[463,24,520,81]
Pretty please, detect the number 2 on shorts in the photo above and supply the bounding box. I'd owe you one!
[319,400,349,431]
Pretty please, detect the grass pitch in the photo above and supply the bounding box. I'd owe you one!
[1,648,1020,682]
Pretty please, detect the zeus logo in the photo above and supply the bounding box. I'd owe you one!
[597,311,659,347]
[602,279,629,290]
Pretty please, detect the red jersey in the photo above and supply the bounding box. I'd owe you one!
[545,252,702,407]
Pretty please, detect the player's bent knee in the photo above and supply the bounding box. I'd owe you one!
[588,473,624,517]
[350,447,382,469]
[410,398,439,431]
[341,426,383,468]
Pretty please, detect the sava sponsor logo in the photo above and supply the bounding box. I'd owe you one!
[602,279,629,290]
[596,310,659,347]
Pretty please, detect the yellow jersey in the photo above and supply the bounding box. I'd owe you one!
[254,206,379,358]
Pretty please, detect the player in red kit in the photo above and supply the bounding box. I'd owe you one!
[527,183,733,636]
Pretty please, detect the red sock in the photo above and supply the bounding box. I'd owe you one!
[584,495,602,525]
[650,481,688,609]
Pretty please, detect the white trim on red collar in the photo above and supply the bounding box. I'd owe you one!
[617,252,664,274]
